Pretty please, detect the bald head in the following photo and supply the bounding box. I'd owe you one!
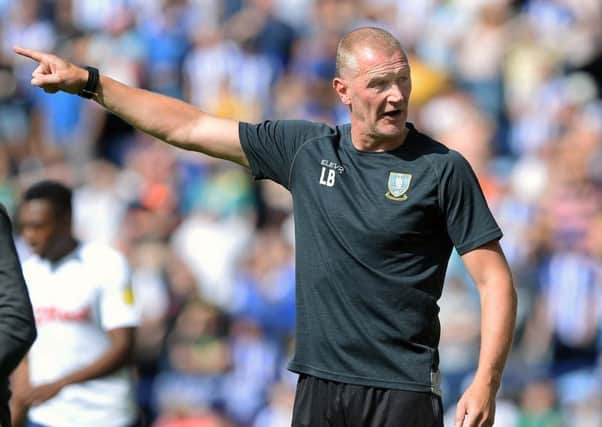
[336,27,405,78]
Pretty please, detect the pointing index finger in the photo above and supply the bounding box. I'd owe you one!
[14,47,45,63]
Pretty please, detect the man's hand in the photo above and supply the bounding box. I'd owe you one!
[13,47,88,95]
[454,379,497,427]
[26,379,68,406]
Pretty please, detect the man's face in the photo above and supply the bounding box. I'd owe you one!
[19,199,67,260]
[335,47,412,141]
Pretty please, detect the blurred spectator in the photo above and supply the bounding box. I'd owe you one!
[455,2,510,125]
[73,160,130,245]
[85,6,146,165]
[137,0,192,98]
[225,0,297,72]
[170,165,255,308]
[229,227,295,339]
[221,318,280,424]
[2,1,56,86]
[151,298,229,421]
[437,277,481,408]
[516,378,566,427]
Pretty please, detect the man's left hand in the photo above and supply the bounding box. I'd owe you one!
[454,379,497,427]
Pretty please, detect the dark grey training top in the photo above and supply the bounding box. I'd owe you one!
[239,120,502,393]
[0,204,36,406]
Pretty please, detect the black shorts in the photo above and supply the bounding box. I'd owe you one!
[292,374,444,427]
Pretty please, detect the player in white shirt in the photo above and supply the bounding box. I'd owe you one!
[11,181,139,427]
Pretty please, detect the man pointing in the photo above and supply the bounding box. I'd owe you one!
[15,26,516,427]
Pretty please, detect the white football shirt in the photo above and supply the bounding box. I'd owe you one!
[22,242,138,427]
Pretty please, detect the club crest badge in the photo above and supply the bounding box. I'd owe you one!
[386,172,412,201]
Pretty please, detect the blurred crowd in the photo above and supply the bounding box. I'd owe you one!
[1,0,602,426]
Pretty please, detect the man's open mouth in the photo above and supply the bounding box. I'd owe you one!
[382,110,402,118]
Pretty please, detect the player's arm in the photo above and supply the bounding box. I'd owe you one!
[25,327,134,406]
[10,356,31,426]
[13,47,247,167]
[53,327,134,386]
[455,240,517,427]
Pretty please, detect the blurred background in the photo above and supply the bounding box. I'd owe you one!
[1,0,601,426]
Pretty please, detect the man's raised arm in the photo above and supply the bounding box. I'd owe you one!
[14,47,247,167]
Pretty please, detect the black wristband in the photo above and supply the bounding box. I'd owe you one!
[78,66,99,99]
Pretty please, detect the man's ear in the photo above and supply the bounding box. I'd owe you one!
[333,77,351,106]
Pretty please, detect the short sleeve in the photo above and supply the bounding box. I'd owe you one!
[239,120,323,188]
[439,150,502,255]
[98,250,138,331]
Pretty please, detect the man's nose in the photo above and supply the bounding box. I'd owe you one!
[387,83,404,102]
[21,227,36,242]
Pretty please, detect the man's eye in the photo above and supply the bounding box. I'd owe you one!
[370,80,387,90]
